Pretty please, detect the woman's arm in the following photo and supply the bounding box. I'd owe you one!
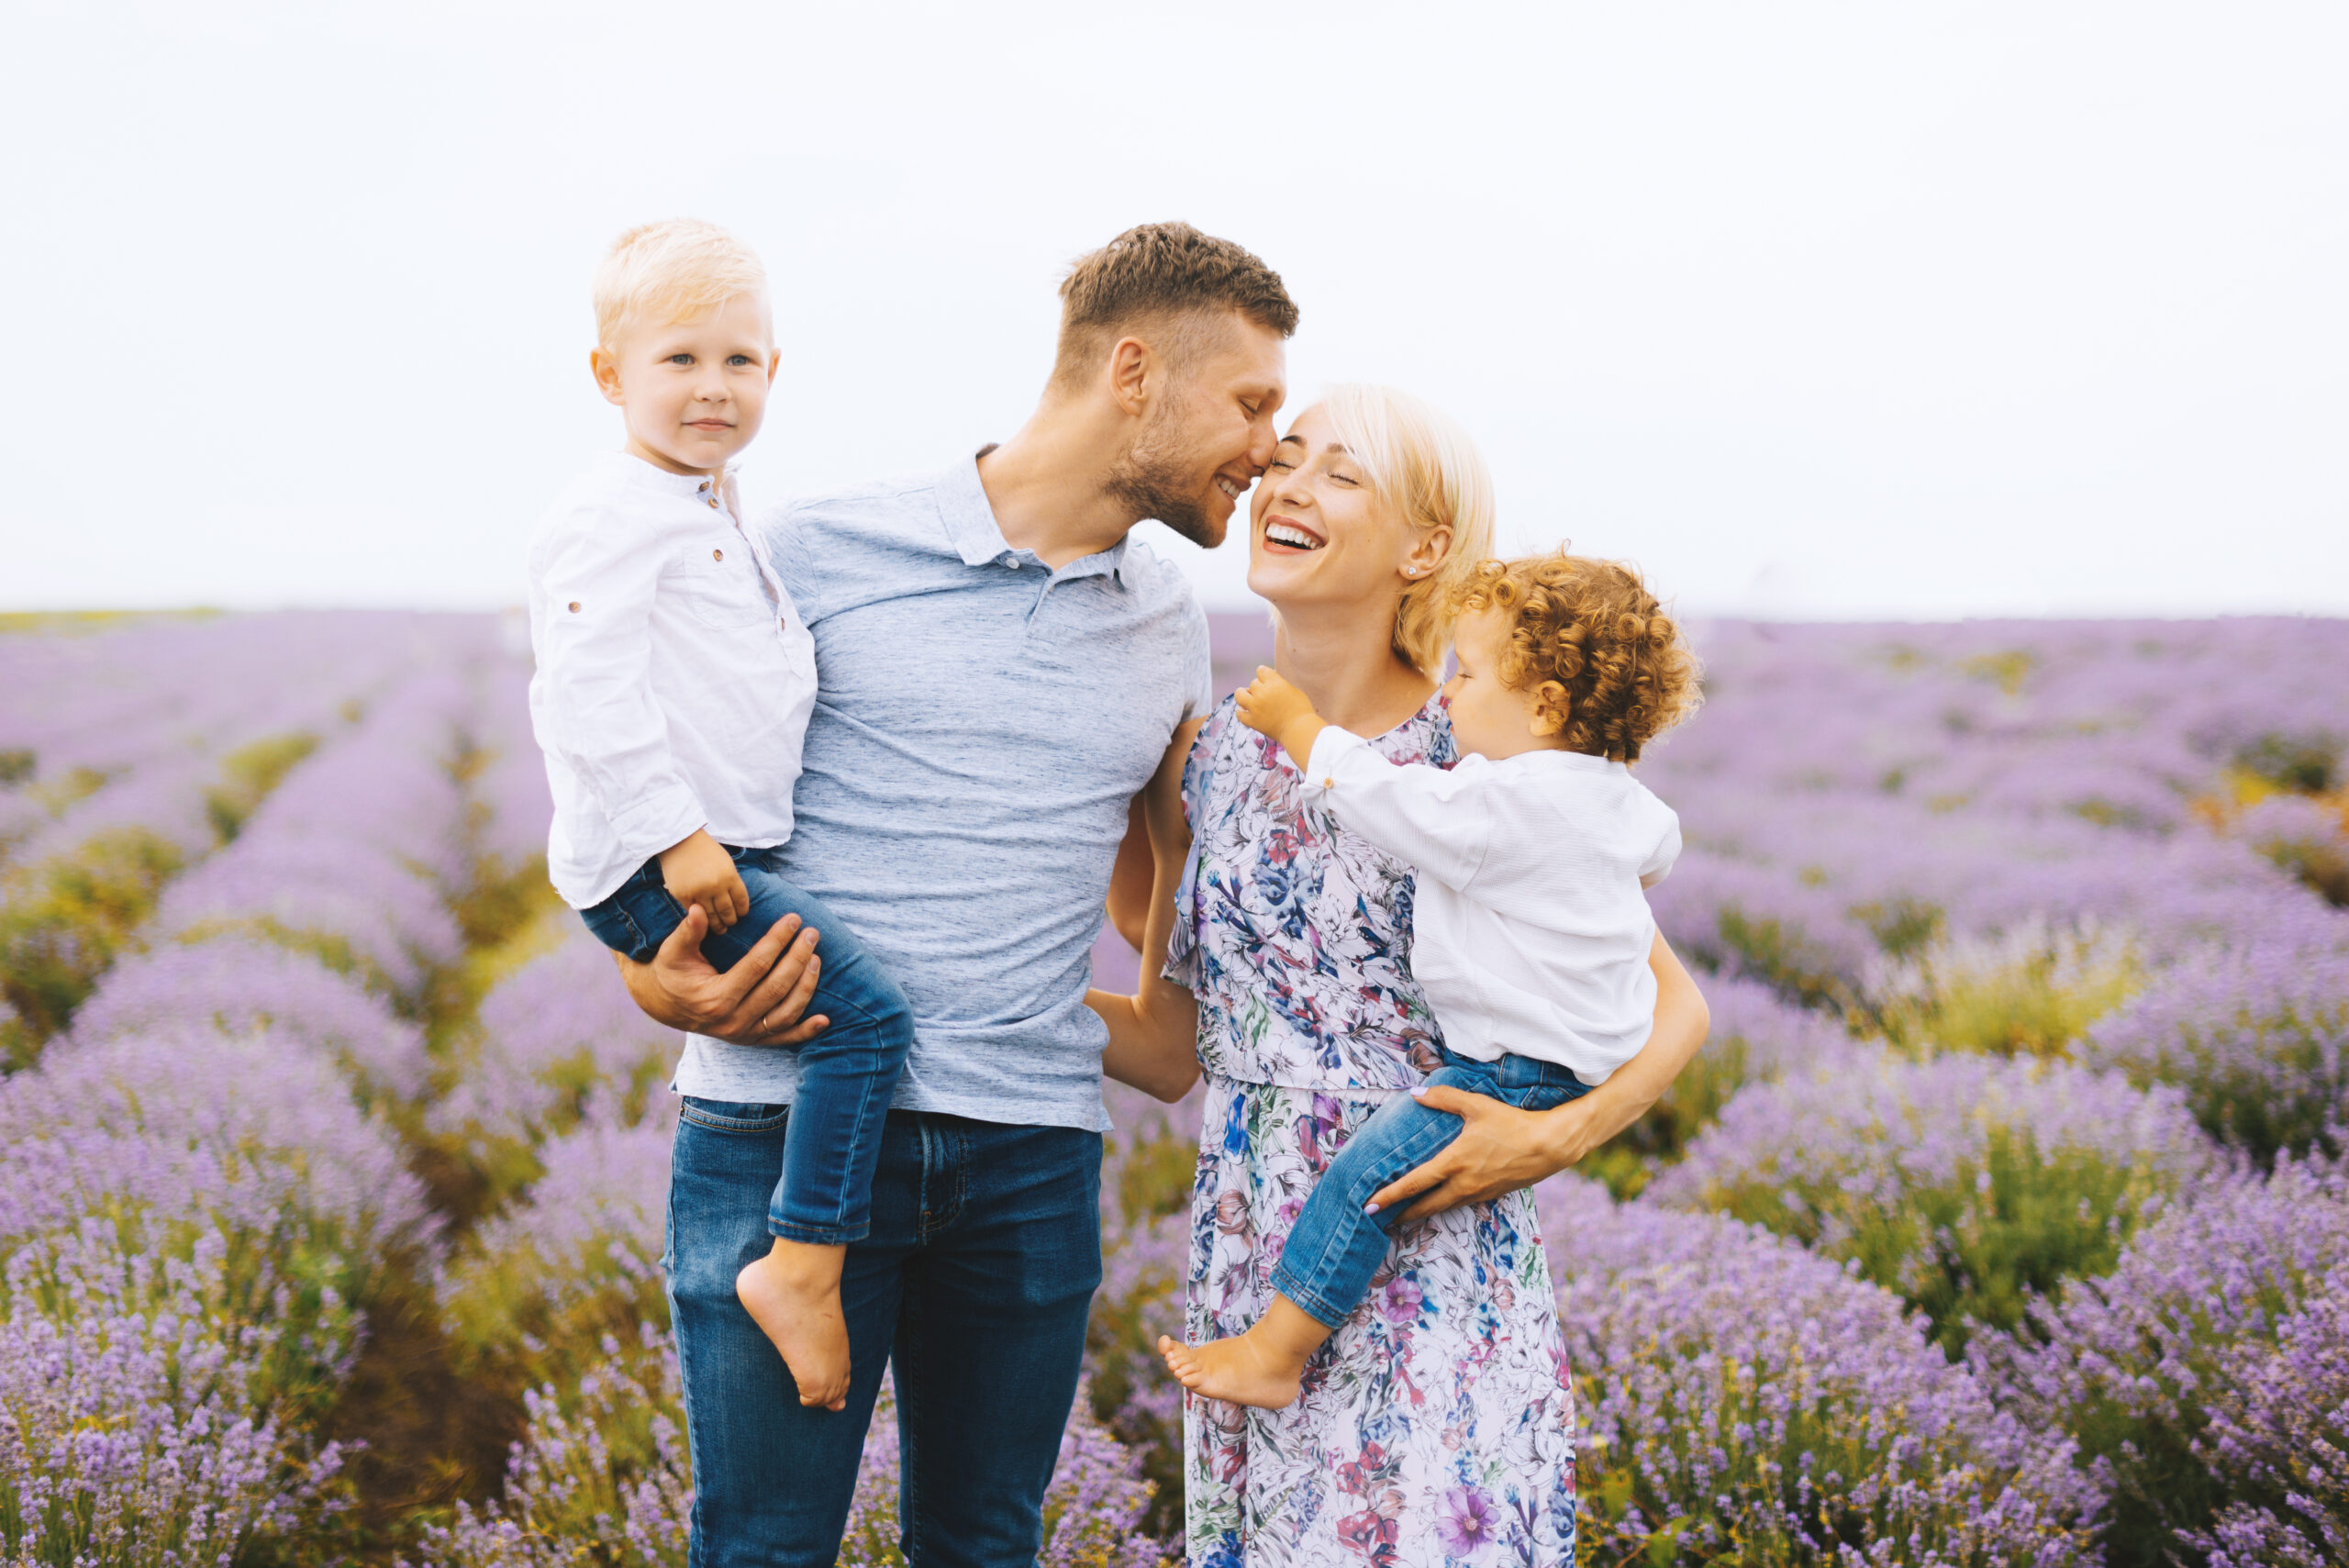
[1090,719,1205,1104]
[1103,794,1152,952]
[1366,930,1710,1221]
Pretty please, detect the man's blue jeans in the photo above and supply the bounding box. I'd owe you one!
[583,845,914,1244]
[665,1101,1104,1568]
[1272,1049,1591,1328]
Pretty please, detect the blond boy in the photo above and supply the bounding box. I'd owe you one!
[526,220,914,1413]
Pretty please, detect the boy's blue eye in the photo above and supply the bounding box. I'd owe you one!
[728,354,751,365]
[668,353,693,365]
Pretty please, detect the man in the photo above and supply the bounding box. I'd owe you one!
[618,221,1296,1567]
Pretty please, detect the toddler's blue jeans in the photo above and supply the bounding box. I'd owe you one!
[1272,1048,1593,1329]
[581,843,914,1246]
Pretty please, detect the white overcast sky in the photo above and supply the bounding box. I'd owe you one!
[5,2,2343,620]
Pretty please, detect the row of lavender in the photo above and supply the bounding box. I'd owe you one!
[0,614,553,1562]
[1563,617,2349,1565]
[6,611,2345,1565]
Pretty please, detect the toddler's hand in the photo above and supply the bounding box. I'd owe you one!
[660,828,751,934]
[1235,667,1318,740]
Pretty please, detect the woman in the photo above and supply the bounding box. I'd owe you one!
[1093,385,1710,1567]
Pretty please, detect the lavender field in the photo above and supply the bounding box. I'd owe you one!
[1,608,2343,1568]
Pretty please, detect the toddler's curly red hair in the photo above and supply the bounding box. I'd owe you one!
[1450,553,1700,762]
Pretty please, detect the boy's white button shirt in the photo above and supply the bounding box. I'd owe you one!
[1300,727,1681,1084]
[527,451,818,908]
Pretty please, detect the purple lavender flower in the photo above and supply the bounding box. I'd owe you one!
[407,1326,691,1568]
[1976,1155,2349,1564]
[1651,1047,2210,1348]
[427,930,683,1181]
[1541,1175,2102,1564]
[2188,1265,2349,1566]
[72,934,430,1104]
[2084,929,2349,1165]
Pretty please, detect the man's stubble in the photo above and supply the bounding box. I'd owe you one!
[1105,394,1222,550]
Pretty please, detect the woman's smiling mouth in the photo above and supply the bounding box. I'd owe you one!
[1262,517,1326,551]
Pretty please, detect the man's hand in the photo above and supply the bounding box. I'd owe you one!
[660,828,751,934]
[1234,667,1325,767]
[1366,1085,1593,1223]
[616,904,831,1045]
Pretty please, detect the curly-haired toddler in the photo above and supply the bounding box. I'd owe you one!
[1161,550,1700,1409]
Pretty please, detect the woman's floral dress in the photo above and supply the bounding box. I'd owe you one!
[1167,694,1577,1568]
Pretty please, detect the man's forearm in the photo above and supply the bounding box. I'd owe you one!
[617,952,699,1030]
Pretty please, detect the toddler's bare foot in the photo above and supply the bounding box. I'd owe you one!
[1157,1329,1308,1409]
[737,1240,850,1411]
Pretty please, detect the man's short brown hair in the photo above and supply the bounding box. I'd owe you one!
[1052,222,1298,387]
[1452,552,1702,762]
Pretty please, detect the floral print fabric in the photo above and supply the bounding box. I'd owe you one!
[1168,695,1578,1568]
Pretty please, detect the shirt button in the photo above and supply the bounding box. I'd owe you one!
[1323,777,1334,787]
[712,548,724,562]
[567,601,581,613]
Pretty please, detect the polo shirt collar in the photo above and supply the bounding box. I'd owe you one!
[940,450,1130,586]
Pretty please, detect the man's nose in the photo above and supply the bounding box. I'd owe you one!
[1247,422,1279,475]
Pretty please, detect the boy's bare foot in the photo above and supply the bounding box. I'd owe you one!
[1158,1329,1308,1409]
[1156,1295,1331,1410]
[737,1239,851,1411]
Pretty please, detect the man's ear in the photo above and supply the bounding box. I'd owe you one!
[1108,336,1152,417]
[1530,680,1570,738]
[590,347,626,407]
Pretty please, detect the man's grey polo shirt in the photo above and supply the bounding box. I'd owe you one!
[668,452,1214,1131]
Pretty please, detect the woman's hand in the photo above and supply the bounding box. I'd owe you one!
[1092,719,1205,1104]
[614,903,832,1045]
[1367,931,1710,1221]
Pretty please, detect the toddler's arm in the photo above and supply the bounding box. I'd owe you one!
[1233,667,1328,771]
[1236,669,1492,891]
[534,510,742,923]
[659,828,751,931]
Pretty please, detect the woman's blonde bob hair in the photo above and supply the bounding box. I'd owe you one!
[1315,384,1497,677]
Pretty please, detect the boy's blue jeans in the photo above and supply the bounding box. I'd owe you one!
[1273,1048,1593,1329]
[580,843,914,1246]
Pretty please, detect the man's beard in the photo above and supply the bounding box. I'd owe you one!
[1106,405,1220,548]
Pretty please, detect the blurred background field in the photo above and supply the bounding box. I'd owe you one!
[1,608,2344,1568]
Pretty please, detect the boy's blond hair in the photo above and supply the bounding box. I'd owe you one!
[1318,384,1497,678]
[593,219,769,350]
[1451,552,1701,762]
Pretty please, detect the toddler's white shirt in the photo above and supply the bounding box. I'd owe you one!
[1300,727,1681,1083]
[527,451,818,908]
